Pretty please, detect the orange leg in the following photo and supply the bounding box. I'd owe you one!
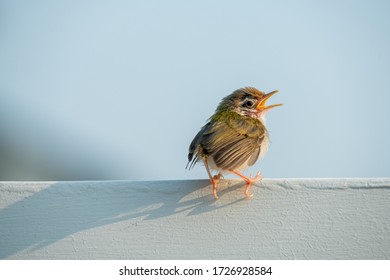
[230,170,262,198]
[203,158,220,199]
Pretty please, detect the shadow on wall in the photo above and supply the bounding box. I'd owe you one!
[0,180,246,259]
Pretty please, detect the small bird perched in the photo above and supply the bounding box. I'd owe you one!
[187,87,282,199]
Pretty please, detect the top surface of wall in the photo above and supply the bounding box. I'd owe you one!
[0,178,389,259]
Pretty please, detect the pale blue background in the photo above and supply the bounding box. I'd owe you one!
[1,0,389,180]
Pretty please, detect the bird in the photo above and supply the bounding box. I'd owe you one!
[186,87,282,199]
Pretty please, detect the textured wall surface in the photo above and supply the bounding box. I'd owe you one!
[0,179,389,259]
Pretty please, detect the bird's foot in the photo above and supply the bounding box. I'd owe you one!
[230,170,262,198]
[202,158,221,200]
[212,173,222,184]
[249,171,262,182]
[211,173,222,199]
[244,171,262,198]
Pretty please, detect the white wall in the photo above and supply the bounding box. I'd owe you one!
[0,179,389,259]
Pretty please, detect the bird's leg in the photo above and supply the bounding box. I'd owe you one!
[203,158,219,199]
[229,170,262,198]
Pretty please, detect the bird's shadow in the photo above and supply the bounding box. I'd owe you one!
[0,179,252,259]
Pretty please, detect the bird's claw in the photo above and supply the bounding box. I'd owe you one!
[251,171,262,182]
[211,173,222,200]
[244,171,262,198]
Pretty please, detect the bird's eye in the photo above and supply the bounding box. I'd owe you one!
[244,100,254,108]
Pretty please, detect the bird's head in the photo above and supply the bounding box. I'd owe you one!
[216,87,282,121]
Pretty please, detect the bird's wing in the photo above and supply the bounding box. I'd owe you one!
[186,122,211,169]
[199,117,266,170]
[247,147,261,166]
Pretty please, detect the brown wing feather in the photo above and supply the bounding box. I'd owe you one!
[186,122,210,169]
[187,114,266,171]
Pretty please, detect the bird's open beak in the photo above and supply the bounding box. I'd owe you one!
[256,90,283,110]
